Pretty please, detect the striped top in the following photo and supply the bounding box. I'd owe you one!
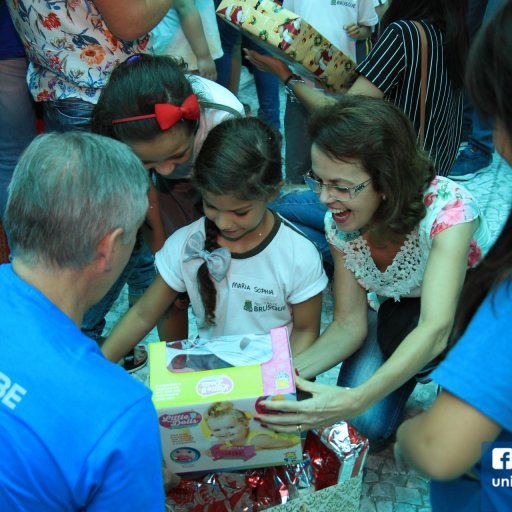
[357,20,463,175]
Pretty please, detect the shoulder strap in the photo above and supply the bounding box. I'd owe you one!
[412,21,428,150]
[199,100,243,119]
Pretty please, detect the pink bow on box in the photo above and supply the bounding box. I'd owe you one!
[112,94,201,130]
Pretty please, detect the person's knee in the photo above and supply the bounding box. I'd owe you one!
[349,408,395,443]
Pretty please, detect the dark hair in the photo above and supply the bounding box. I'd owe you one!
[92,54,199,142]
[450,0,512,344]
[193,117,282,325]
[308,95,435,239]
[381,0,469,89]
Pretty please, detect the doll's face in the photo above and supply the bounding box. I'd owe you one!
[207,414,249,443]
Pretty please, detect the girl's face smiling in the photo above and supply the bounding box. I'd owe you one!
[311,143,382,232]
[208,415,248,444]
[202,191,269,245]
[129,128,194,177]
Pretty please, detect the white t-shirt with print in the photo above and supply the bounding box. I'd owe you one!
[155,213,328,338]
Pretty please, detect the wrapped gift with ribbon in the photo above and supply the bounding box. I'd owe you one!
[216,0,357,92]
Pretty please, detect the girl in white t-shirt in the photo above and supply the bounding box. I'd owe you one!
[101,117,328,363]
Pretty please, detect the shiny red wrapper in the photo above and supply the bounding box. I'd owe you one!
[305,422,369,490]
[166,422,367,510]
[166,466,299,511]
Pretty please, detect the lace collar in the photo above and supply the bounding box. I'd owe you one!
[336,227,427,300]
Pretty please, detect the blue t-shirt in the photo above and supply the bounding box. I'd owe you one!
[429,279,512,512]
[0,264,165,511]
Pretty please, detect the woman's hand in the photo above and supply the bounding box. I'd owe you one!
[254,377,366,432]
[243,48,292,82]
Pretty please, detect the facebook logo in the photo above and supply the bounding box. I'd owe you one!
[492,448,512,470]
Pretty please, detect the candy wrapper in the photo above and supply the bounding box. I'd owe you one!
[166,422,366,511]
[216,0,357,92]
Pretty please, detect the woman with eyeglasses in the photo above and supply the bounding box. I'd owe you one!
[253,94,493,446]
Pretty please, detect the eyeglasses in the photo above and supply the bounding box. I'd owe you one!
[304,170,372,201]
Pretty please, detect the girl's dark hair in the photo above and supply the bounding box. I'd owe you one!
[381,0,469,89]
[308,95,435,239]
[450,0,512,345]
[192,117,282,325]
[92,54,198,142]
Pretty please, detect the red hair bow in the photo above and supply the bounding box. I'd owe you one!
[112,94,200,130]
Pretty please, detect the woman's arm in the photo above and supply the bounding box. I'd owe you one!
[101,274,178,362]
[175,0,217,80]
[396,390,502,480]
[93,0,176,41]
[242,49,336,111]
[289,293,323,357]
[293,246,368,379]
[352,221,478,410]
[253,221,477,432]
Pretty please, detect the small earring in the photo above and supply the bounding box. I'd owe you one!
[382,194,387,201]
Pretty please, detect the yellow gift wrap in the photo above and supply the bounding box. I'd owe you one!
[216,0,357,92]
[149,327,302,474]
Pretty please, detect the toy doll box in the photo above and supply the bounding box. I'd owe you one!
[149,327,302,474]
[216,0,357,92]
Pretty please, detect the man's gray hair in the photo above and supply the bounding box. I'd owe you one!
[4,132,149,269]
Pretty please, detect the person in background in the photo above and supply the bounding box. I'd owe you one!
[275,0,378,185]
[246,96,492,447]
[395,2,512,510]
[0,4,36,217]
[151,0,222,81]
[6,0,178,132]
[214,0,281,129]
[0,132,165,511]
[449,0,504,180]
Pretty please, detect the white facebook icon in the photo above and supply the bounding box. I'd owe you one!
[492,448,512,470]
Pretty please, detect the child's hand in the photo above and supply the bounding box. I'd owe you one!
[197,56,217,81]
[344,23,361,39]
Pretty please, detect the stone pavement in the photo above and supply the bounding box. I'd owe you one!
[104,67,512,511]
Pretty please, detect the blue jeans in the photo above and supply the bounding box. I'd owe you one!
[214,0,280,129]
[269,190,332,275]
[82,237,155,341]
[42,98,94,132]
[284,94,312,184]
[0,57,36,216]
[462,0,504,154]
[337,309,417,442]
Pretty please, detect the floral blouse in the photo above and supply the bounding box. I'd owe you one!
[325,176,493,303]
[6,0,151,103]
